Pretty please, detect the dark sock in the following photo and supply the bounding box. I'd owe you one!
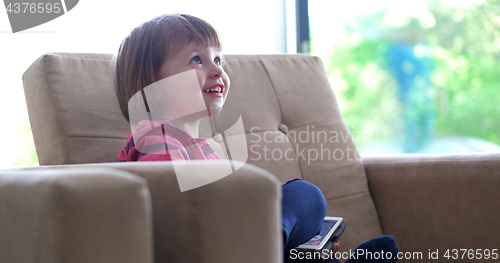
[345,235,399,263]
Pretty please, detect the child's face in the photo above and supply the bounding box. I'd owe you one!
[157,42,230,116]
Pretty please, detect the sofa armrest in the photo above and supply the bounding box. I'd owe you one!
[12,160,283,263]
[0,167,153,263]
[99,160,283,263]
[363,153,500,262]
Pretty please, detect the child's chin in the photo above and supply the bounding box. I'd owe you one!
[207,106,223,116]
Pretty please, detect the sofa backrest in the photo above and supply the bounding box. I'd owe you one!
[23,53,383,249]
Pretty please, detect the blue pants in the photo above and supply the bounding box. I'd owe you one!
[282,179,399,263]
[282,178,327,251]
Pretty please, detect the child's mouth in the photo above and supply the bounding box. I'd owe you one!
[203,86,223,95]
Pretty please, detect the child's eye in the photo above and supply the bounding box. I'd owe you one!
[190,56,201,64]
[214,57,221,65]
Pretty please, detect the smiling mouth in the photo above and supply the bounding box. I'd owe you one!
[203,86,223,93]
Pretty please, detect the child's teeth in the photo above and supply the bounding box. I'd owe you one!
[204,87,222,93]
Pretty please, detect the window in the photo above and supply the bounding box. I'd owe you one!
[309,0,500,153]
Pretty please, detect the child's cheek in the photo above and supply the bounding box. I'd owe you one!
[195,70,205,89]
[224,75,230,94]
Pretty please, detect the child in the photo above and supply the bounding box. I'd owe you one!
[114,14,398,263]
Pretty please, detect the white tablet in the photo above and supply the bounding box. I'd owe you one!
[295,216,344,251]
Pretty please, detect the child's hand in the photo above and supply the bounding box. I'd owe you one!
[332,241,340,253]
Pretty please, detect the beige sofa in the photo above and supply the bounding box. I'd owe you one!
[0,53,498,263]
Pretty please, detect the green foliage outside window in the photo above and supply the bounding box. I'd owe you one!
[322,0,500,153]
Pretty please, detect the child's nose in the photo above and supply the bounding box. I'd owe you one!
[209,63,224,78]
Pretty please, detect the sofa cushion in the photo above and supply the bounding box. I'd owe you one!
[23,53,130,165]
[222,55,383,249]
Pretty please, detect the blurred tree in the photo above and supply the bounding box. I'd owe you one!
[427,0,500,145]
[324,0,500,152]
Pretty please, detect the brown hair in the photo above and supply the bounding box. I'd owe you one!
[113,14,222,122]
